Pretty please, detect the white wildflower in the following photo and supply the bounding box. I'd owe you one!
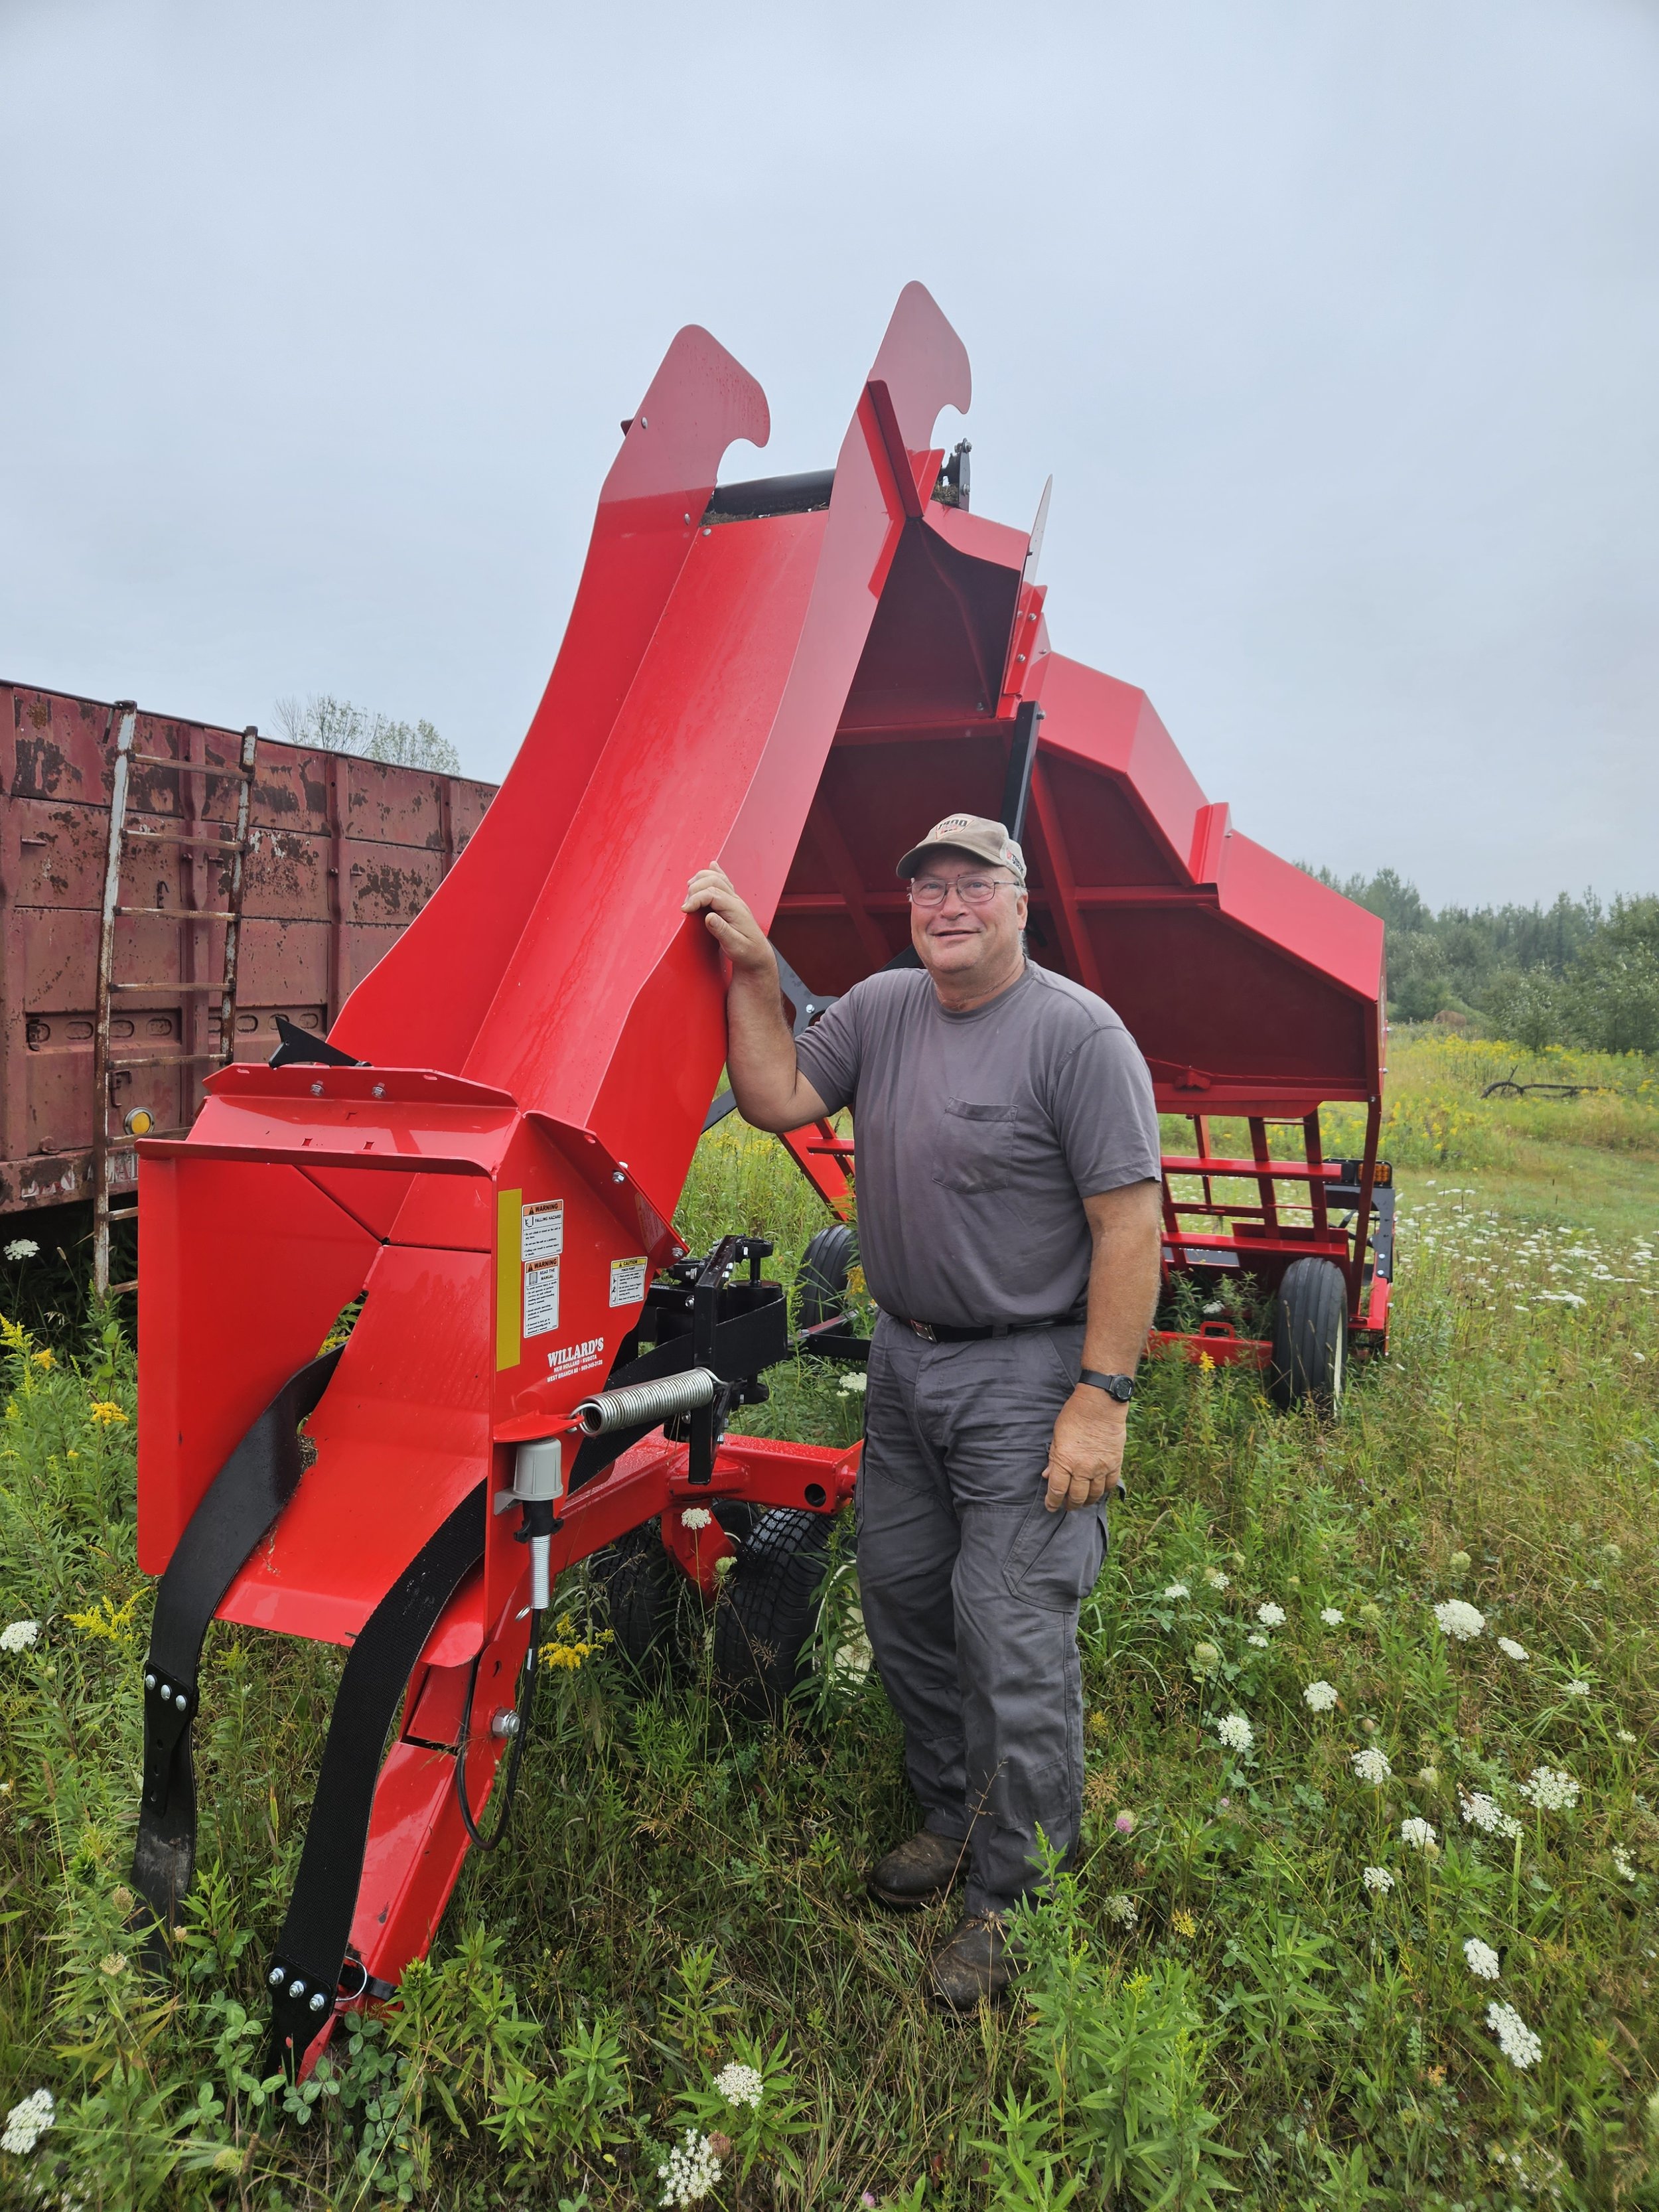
[1496,1637,1528,1662]
[1214,1713,1255,1753]
[1486,2000,1542,2070]
[1417,1765,1441,1787]
[1612,1848,1638,1882]
[1247,1633,1269,1648]
[0,1621,40,1655]
[659,2127,723,2207]
[678,1507,713,1532]
[3,1239,39,1262]
[1204,1568,1230,1590]
[1102,1893,1139,1928]
[1162,1583,1190,1601]
[1352,1747,1393,1786]
[1520,1767,1579,1812]
[1463,1937,1501,1980]
[1256,1602,1286,1628]
[1433,1599,1486,1642]
[1,2089,54,2156]
[1319,1606,1344,1626]
[1459,1790,1506,1834]
[1618,1730,1638,1745]
[1565,1680,1591,1698]
[1303,1680,1338,1713]
[714,2061,764,2110]
[1362,1865,1394,1893]
[837,1370,868,1394]
[1401,1816,1436,1849]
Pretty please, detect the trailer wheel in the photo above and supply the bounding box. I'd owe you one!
[796,1224,858,1329]
[713,1507,837,1720]
[1269,1258,1349,1412]
[591,1522,681,1671]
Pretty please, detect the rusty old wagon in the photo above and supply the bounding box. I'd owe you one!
[0,683,496,1286]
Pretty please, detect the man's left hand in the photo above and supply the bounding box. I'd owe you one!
[1041,1386,1127,1512]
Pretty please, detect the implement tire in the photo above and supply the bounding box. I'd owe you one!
[796,1224,858,1329]
[712,1508,837,1722]
[1269,1258,1349,1414]
[590,1522,680,1672]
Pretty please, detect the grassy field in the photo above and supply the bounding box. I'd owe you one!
[1,1034,1658,2209]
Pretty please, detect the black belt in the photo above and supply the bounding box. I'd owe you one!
[884,1301,1087,1345]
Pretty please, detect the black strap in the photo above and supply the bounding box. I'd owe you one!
[132,1349,343,1927]
[262,1482,487,2077]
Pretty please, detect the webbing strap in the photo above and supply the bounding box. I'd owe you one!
[132,1348,344,1926]
[262,1482,487,2078]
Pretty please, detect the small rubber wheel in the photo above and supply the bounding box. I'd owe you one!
[712,1508,838,1721]
[795,1223,859,1329]
[1269,1258,1349,1412]
[590,1521,680,1671]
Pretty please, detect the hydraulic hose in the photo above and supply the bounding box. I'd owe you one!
[453,1613,539,1854]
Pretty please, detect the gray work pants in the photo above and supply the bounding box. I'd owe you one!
[857,1312,1107,1917]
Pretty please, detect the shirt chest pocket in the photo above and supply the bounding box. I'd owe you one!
[931,1098,1021,1195]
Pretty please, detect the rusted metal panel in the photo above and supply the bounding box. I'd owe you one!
[0,683,498,1215]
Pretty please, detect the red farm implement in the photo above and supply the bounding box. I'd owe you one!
[131,285,1388,2073]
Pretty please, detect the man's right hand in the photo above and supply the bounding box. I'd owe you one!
[684,864,776,978]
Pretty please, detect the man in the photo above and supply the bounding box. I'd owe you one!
[683,812,1163,2006]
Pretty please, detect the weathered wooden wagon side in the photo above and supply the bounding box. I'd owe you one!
[0,684,496,1269]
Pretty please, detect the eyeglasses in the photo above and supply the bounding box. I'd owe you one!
[908,874,1020,909]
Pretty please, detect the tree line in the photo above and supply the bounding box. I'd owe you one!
[1312,869,1659,1054]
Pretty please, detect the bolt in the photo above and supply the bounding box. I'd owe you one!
[159,1685,172,1703]
[613,1169,626,1184]
[372,1083,385,1098]
[309,1990,328,2013]
[310,1082,323,1096]
[269,1966,285,1988]
[490,1708,522,1739]
[144,1672,156,1690]
[287,1979,305,2001]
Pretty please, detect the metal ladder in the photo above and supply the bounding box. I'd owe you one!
[92,704,259,1297]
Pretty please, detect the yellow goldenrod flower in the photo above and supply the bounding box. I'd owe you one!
[87,1402,129,1428]
[1171,1908,1197,1937]
[31,1349,54,1370]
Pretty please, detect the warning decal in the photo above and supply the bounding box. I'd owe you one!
[609,1256,648,1307]
[524,1258,561,1337]
[521,1199,564,1263]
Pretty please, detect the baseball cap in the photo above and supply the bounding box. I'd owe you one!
[895,812,1027,884]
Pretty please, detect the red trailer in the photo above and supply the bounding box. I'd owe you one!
[0,685,496,1287]
[129,286,1388,2074]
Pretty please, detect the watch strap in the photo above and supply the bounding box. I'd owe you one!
[1080,1369,1135,1402]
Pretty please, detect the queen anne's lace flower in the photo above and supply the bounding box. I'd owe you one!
[679,1507,713,1532]
[1521,1766,1580,1812]
[3,1238,38,1262]
[1246,1633,1269,1647]
[1319,1607,1344,1625]
[1613,1848,1637,1881]
[1,2089,54,2156]
[838,1370,867,1394]
[1463,1937,1501,1980]
[659,2128,723,2207]
[714,2061,764,2110]
[1303,1680,1338,1712]
[1102,1893,1139,1927]
[1204,1568,1230,1590]
[1256,1602,1286,1627]
[0,1621,40,1654]
[1362,1865,1394,1893]
[1565,1680,1591,1698]
[1497,1637,1528,1661]
[1162,1583,1190,1600]
[1401,1816,1436,1848]
[1351,1747,1392,1786]
[1214,1713,1254,1753]
[1486,2001,1542,2069]
[1433,1599,1486,1641]
[1459,1789,1521,1838]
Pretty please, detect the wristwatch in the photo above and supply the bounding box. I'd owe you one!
[1080,1370,1135,1403]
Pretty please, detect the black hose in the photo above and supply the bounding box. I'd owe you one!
[453,1611,540,1852]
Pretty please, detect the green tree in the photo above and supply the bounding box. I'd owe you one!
[274,692,461,774]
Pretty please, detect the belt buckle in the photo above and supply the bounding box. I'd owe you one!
[908,1319,936,1343]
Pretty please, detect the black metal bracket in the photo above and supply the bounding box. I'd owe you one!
[139,1666,194,1815]
[269,1015,366,1070]
[704,948,833,1132]
[1000,699,1043,848]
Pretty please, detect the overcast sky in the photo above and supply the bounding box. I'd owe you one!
[4,1,1656,909]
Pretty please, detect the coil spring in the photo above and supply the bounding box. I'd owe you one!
[573,1366,722,1436]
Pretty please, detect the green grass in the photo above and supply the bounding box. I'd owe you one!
[1,1056,1658,2208]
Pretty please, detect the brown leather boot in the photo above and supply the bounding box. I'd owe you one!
[928,1913,1015,2009]
[867,1828,968,1910]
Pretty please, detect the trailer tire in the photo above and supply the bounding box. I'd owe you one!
[590,1522,680,1672]
[713,1507,837,1721]
[1269,1258,1348,1413]
[795,1224,858,1329]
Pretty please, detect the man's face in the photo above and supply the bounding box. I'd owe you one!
[908,846,1029,984]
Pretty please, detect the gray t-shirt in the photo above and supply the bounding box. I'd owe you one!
[792,961,1161,1328]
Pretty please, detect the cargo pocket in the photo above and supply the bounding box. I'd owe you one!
[1003,1498,1108,1612]
[932,1099,1020,1195]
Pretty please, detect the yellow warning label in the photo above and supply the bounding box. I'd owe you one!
[496,1187,522,1370]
